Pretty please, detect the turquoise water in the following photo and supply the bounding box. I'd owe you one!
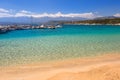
[0,25,120,66]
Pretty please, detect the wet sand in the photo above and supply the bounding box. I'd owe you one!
[0,53,120,80]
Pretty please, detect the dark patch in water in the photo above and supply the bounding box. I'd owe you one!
[0,44,6,47]
[0,43,19,48]
[11,44,20,47]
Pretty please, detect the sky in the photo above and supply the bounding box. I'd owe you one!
[0,0,120,19]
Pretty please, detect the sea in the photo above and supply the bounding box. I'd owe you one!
[0,25,120,66]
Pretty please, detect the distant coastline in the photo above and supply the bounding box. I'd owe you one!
[58,17,120,25]
[0,17,120,34]
[64,23,120,26]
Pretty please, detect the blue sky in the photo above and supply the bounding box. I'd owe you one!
[0,0,120,18]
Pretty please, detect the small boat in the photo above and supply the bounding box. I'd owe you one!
[55,25,62,28]
[40,25,44,27]
[40,24,46,29]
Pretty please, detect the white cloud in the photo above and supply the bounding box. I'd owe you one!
[0,13,13,17]
[0,8,101,19]
[0,8,13,17]
[15,13,30,17]
[14,10,33,17]
[32,12,100,19]
[19,10,32,14]
[0,8,9,13]
[114,13,120,17]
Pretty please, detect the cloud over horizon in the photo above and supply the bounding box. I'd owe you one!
[114,13,120,17]
[0,8,9,13]
[0,8,102,19]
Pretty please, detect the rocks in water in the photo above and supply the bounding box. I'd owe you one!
[0,28,9,34]
[0,24,62,34]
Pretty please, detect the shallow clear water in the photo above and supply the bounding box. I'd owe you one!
[0,25,120,66]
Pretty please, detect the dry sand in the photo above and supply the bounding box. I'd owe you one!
[0,54,120,80]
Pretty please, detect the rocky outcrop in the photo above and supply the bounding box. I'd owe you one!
[0,24,61,34]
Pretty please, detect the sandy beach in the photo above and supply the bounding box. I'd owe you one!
[0,53,120,80]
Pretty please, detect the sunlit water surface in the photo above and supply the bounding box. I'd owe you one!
[0,25,120,66]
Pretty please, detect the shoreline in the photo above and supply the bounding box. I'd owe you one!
[64,23,120,26]
[1,24,120,34]
[0,53,120,80]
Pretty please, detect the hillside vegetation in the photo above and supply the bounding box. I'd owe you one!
[59,18,120,25]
